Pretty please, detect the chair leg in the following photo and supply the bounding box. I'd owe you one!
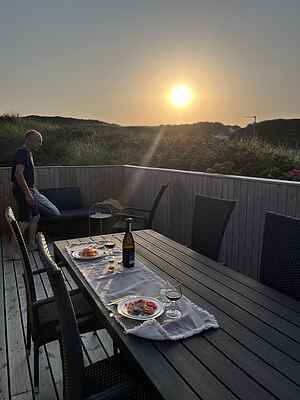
[26,314,31,354]
[34,343,39,393]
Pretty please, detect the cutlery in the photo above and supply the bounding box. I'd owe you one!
[107,296,129,306]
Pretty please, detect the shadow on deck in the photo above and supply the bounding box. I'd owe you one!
[0,236,114,400]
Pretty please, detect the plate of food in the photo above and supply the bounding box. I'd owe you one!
[72,247,104,260]
[117,296,165,320]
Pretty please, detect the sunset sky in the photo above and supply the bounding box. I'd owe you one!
[1,0,300,126]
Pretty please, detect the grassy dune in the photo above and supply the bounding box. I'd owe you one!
[1,114,299,179]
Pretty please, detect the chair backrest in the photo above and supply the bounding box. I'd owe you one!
[191,195,236,261]
[5,207,37,303]
[147,183,169,228]
[260,211,300,300]
[37,233,84,400]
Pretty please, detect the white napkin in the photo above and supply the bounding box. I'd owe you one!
[113,297,218,340]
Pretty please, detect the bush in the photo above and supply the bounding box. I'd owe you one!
[1,115,299,180]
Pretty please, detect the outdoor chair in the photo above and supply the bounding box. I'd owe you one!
[191,195,236,261]
[111,183,169,232]
[38,232,158,400]
[260,211,300,300]
[5,207,103,393]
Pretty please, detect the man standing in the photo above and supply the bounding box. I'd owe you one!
[10,130,43,254]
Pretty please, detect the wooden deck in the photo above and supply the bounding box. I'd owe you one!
[0,237,114,400]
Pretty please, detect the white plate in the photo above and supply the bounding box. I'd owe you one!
[92,243,105,249]
[117,296,165,321]
[72,249,104,260]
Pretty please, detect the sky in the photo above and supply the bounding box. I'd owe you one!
[1,0,300,126]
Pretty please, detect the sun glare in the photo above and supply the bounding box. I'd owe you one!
[169,84,191,108]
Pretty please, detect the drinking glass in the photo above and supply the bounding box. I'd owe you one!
[104,240,116,260]
[160,282,172,306]
[166,284,182,319]
[89,203,112,238]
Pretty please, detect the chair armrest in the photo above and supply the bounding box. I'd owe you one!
[32,296,55,308]
[123,207,150,214]
[32,268,47,275]
[56,260,66,267]
[32,261,65,275]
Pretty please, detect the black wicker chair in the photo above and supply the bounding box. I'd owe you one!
[5,207,103,393]
[38,232,157,400]
[112,184,169,232]
[191,195,236,261]
[260,211,300,300]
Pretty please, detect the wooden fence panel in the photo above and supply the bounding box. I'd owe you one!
[123,166,300,279]
[2,164,300,279]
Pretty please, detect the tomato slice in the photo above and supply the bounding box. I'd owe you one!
[145,301,156,307]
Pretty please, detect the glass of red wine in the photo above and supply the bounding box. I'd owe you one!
[105,241,115,259]
[166,284,182,319]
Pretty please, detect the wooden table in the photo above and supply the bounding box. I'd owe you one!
[53,229,300,400]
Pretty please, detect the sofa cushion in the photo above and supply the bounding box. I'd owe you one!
[40,208,89,224]
[39,187,83,211]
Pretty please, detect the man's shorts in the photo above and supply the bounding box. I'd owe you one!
[12,186,40,223]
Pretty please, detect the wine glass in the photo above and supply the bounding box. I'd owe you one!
[166,284,182,319]
[104,240,115,259]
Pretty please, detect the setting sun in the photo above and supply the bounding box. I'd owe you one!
[169,84,191,108]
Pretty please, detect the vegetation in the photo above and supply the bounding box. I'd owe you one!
[1,114,299,180]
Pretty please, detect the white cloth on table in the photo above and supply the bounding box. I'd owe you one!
[65,241,219,341]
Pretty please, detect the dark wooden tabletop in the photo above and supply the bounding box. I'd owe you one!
[53,229,300,400]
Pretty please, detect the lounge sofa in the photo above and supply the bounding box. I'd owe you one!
[38,187,90,238]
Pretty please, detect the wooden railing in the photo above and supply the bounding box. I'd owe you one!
[2,164,300,279]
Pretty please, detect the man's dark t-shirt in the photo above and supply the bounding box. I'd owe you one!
[11,145,39,222]
[11,145,35,188]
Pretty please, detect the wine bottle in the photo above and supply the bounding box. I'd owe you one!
[122,218,135,268]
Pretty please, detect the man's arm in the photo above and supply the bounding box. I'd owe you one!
[15,164,34,206]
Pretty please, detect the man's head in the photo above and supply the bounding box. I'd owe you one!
[24,130,43,152]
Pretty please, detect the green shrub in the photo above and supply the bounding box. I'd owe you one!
[1,115,298,180]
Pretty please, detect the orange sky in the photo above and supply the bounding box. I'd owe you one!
[1,1,300,126]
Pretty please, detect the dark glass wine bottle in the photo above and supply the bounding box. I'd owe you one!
[122,218,135,268]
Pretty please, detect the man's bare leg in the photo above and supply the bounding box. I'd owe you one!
[28,215,40,251]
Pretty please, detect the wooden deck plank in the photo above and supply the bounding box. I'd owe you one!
[0,237,115,400]
[0,238,10,400]
[3,241,32,397]
[11,392,33,400]
[12,256,58,400]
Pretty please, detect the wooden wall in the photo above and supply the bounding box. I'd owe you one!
[123,165,300,279]
[2,164,300,279]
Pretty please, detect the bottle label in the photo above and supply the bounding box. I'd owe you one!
[123,249,135,268]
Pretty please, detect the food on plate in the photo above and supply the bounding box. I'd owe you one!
[81,247,98,257]
[125,299,158,316]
